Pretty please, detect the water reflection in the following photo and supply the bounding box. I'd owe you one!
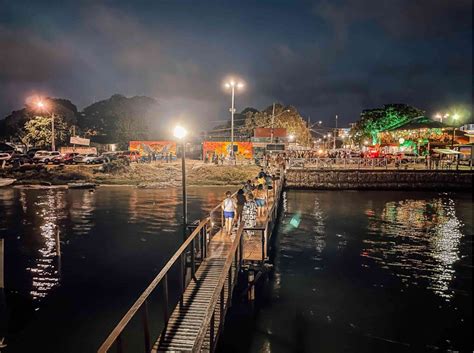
[364,197,464,299]
[69,189,96,235]
[27,190,65,304]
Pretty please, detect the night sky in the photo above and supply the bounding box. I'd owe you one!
[0,0,472,127]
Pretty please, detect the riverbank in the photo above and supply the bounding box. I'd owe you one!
[0,161,261,187]
[285,168,473,190]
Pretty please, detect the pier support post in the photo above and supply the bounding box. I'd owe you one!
[0,239,3,289]
[248,270,255,301]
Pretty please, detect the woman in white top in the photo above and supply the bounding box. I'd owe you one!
[222,191,236,235]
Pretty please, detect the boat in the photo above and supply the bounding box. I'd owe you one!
[67,182,97,189]
[0,178,16,187]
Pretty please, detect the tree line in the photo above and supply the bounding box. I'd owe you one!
[0,94,159,149]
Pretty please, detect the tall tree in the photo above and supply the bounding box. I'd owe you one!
[242,104,312,146]
[79,94,159,147]
[23,115,71,148]
[350,104,425,144]
[1,98,78,145]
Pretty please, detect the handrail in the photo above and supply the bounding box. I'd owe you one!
[288,157,473,171]
[98,217,210,353]
[193,222,245,351]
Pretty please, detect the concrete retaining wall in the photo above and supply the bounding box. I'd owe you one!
[285,169,473,190]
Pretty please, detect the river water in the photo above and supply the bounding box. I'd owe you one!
[0,185,229,352]
[219,190,473,353]
[0,187,472,352]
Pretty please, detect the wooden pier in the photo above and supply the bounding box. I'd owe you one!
[98,171,284,353]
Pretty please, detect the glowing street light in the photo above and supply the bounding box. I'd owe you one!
[224,78,245,161]
[173,125,187,140]
[174,124,188,241]
[288,134,295,142]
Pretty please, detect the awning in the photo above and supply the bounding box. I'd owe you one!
[432,148,462,155]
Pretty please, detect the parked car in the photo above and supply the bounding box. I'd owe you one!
[101,152,120,162]
[26,148,43,159]
[118,150,140,162]
[73,154,104,164]
[7,151,32,165]
[53,152,79,164]
[33,151,62,164]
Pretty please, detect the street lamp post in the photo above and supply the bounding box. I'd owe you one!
[224,80,244,161]
[271,105,290,143]
[174,125,188,241]
[451,113,460,148]
[35,100,56,151]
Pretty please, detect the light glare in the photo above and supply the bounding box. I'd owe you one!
[173,125,187,139]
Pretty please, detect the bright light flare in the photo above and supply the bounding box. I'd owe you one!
[223,77,245,90]
[288,134,295,141]
[453,113,460,120]
[173,125,187,139]
[35,100,48,110]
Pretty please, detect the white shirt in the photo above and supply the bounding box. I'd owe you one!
[223,197,235,212]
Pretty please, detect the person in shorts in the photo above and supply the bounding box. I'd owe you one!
[222,191,236,235]
[254,184,267,217]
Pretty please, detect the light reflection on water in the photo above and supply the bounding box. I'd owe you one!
[1,185,228,306]
[219,190,472,353]
[364,197,464,299]
[27,190,65,303]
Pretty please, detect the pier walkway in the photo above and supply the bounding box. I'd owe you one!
[98,171,284,353]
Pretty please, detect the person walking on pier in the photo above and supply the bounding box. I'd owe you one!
[236,189,246,225]
[254,184,267,217]
[222,191,236,235]
[243,179,254,193]
[243,193,257,237]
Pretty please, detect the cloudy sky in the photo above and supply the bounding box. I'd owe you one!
[0,0,472,127]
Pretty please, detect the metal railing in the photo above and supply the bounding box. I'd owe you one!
[288,157,473,171]
[99,170,285,353]
[193,222,245,352]
[98,218,211,353]
[243,170,284,263]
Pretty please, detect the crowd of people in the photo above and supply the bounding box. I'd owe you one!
[221,168,275,237]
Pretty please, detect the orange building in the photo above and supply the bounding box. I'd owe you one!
[202,141,253,160]
[129,141,177,156]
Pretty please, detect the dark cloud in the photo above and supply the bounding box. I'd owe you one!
[0,0,471,126]
[315,0,472,42]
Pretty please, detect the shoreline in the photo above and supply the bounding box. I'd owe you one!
[1,161,261,189]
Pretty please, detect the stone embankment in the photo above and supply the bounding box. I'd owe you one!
[285,169,473,190]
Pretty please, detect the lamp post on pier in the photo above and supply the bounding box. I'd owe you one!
[174,125,188,241]
[35,100,56,151]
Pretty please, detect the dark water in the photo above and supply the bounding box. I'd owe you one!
[219,190,473,353]
[0,185,229,353]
